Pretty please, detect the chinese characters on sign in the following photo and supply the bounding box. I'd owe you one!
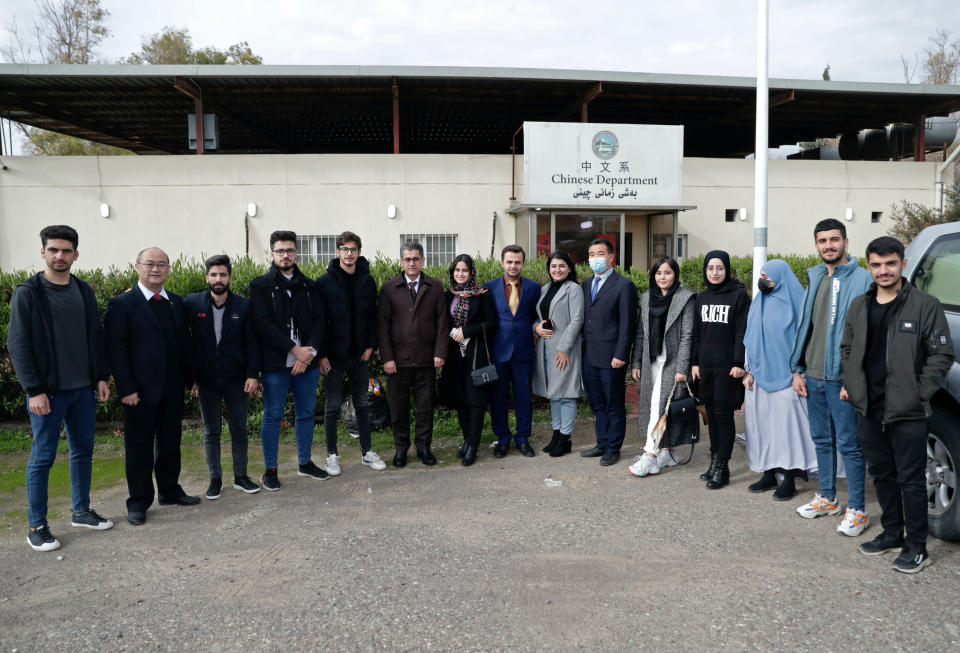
[523,122,683,207]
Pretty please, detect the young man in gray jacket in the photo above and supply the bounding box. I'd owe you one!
[7,225,113,551]
[840,236,954,573]
[790,218,872,536]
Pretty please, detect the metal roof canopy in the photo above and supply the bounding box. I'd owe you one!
[1,64,959,156]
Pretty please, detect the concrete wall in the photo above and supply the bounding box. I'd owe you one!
[680,158,946,257]
[0,153,949,271]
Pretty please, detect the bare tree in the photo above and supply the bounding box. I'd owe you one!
[921,29,960,85]
[1,0,128,155]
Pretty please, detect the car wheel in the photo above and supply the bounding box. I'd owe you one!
[927,410,960,541]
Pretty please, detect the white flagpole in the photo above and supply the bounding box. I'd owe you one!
[753,0,769,295]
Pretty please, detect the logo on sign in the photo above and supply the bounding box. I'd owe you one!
[592,131,618,159]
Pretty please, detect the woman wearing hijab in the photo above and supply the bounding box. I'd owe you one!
[438,254,497,466]
[628,256,696,477]
[533,251,584,457]
[742,259,817,500]
[691,250,750,489]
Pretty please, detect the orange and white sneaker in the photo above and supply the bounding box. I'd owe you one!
[796,493,843,519]
[837,507,869,537]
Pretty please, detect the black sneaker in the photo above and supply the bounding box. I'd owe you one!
[205,478,223,500]
[71,509,114,530]
[858,532,904,556]
[891,548,932,574]
[261,468,282,491]
[297,460,329,480]
[27,525,61,552]
[233,475,261,494]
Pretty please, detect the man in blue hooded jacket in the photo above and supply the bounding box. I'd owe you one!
[790,218,872,536]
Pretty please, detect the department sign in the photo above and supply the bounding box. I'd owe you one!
[524,121,683,207]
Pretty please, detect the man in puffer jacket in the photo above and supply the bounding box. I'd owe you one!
[841,236,953,574]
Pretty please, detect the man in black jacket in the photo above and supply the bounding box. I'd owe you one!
[105,246,198,526]
[840,236,954,573]
[185,255,262,499]
[315,232,386,475]
[8,225,114,551]
[249,230,326,490]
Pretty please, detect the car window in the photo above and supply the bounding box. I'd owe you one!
[912,233,960,311]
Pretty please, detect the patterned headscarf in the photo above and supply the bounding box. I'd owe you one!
[449,256,488,329]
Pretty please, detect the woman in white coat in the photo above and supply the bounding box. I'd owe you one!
[533,251,584,457]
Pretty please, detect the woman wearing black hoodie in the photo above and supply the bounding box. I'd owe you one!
[690,250,750,489]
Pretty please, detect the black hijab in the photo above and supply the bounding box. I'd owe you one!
[702,249,738,293]
[648,257,681,362]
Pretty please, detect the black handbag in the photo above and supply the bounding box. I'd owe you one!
[470,328,498,387]
[657,381,701,449]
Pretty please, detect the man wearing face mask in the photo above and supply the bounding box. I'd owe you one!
[185,255,262,500]
[580,238,637,466]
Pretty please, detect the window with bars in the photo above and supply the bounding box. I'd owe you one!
[296,234,338,264]
[400,233,459,267]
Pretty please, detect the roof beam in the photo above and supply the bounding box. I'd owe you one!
[554,82,603,121]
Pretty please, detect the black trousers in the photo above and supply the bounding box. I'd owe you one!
[705,400,736,459]
[197,380,249,480]
[457,405,486,449]
[857,412,928,550]
[387,367,435,451]
[123,384,185,513]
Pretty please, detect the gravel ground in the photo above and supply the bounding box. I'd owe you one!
[1,421,958,652]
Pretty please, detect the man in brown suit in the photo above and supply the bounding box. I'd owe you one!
[379,241,449,467]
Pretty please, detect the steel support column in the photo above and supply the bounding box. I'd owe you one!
[392,77,400,154]
[914,114,926,161]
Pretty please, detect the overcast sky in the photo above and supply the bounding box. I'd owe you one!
[2,0,959,82]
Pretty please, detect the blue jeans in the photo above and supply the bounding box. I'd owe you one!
[260,367,319,469]
[550,398,577,435]
[806,376,865,510]
[26,387,97,528]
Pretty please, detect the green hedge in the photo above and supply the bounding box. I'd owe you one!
[0,252,823,421]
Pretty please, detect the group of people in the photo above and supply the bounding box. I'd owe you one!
[9,221,953,574]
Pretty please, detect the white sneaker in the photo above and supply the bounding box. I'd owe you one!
[627,454,660,477]
[362,451,386,471]
[657,449,677,468]
[796,493,843,519]
[837,507,869,537]
[325,453,342,477]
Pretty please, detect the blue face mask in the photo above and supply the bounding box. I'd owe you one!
[588,257,608,274]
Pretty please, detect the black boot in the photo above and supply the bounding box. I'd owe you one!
[700,453,719,481]
[549,434,572,457]
[461,445,478,466]
[706,457,730,489]
[773,470,797,501]
[747,469,778,493]
[543,429,561,453]
[456,442,467,459]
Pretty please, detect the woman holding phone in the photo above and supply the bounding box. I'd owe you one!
[533,251,584,457]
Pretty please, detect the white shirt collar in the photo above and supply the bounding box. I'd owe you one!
[137,281,168,301]
[404,274,422,286]
[595,267,615,282]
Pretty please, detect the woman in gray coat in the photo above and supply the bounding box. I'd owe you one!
[628,256,695,477]
[533,251,584,457]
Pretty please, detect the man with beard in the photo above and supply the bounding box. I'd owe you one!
[841,237,953,573]
[185,255,262,499]
[249,231,326,490]
[8,225,113,551]
[790,218,873,537]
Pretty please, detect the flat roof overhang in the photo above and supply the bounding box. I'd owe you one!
[2,64,959,156]
[506,204,698,214]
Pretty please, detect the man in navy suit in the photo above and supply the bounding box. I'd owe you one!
[483,245,542,457]
[580,238,637,466]
[105,247,197,526]
[184,254,261,500]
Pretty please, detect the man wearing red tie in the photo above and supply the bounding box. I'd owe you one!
[105,247,197,526]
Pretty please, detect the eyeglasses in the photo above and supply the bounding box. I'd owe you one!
[338,247,359,254]
[138,261,169,269]
[401,257,422,264]
[272,248,296,257]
